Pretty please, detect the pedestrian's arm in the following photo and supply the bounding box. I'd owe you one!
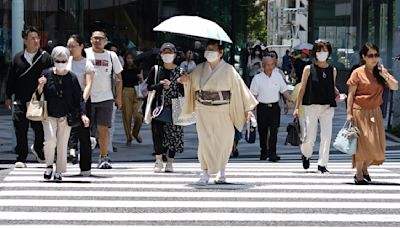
[333,67,340,96]
[346,85,357,121]
[294,66,310,117]
[380,64,399,90]
[115,72,123,109]
[5,61,16,109]
[83,70,94,102]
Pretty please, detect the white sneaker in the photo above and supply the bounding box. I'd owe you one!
[14,162,27,168]
[153,160,163,173]
[90,137,97,150]
[97,156,112,169]
[54,172,62,181]
[196,172,209,185]
[165,162,173,173]
[80,170,91,177]
[31,144,45,163]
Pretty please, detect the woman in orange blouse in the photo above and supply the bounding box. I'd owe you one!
[347,42,398,185]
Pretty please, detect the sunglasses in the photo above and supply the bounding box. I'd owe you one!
[366,53,380,58]
[55,60,67,63]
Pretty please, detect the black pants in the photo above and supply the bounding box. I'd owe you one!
[151,119,176,159]
[13,103,44,162]
[257,103,281,157]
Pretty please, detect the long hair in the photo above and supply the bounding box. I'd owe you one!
[69,34,86,57]
[359,42,386,87]
[251,45,263,60]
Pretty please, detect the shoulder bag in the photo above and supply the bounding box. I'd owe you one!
[144,65,159,124]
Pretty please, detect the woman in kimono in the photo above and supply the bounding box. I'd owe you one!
[178,39,258,185]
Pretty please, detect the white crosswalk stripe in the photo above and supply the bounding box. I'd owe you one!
[0,162,400,227]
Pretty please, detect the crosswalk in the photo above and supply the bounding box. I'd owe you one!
[0,161,400,227]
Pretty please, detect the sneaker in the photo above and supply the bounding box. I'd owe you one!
[14,161,27,168]
[97,156,112,169]
[54,172,62,181]
[214,176,227,184]
[44,166,53,180]
[80,170,91,177]
[318,165,329,174]
[302,155,310,170]
[153,160,163,173]
[31,144,45,163]
[165,162,173,173]
[196,172,209,186]
[90,137,97,150]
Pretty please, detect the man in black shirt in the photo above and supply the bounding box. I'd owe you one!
[5,26,53,168]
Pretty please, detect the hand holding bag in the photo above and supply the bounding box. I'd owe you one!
[66,111,81,128]
[171,96,196,126]
[333,121,360,155]
[285,118,301,146]
[245,116,257,143]
[26,92,48,121]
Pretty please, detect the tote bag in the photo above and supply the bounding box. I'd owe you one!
[333,121,360,155]
[26,92,48,121]
[285,118,301,146]
[144,65,159,124]
[171,96,196,126]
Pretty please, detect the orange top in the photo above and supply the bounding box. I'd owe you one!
[347,65,385,109]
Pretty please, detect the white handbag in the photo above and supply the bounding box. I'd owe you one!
[171,96,196,126]
[144,66,158,124]
[333,121,360,155]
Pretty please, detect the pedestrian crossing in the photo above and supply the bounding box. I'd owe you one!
[0,162,400,227]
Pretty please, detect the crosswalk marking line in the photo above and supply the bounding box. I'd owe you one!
[1,199,400,209]
[4,176,400,184]
[9,171,399,177]
[1,190,400,199]
[0,212,399,222]
[2,182,400,191]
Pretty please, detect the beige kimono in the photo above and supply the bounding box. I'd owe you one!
[181,60,258,174]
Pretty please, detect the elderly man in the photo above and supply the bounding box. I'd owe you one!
[250,56,293,162]
[85,30,123,169]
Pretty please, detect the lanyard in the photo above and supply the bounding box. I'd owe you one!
[199,60,226,91]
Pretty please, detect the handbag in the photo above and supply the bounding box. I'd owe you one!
[66,111,81,128]
[26,92,48,121]
[135,80,148,99]
[245,116,257,143]
[171,96,196,126]
[333,121,360,155]
[153,106,172,123]
[144,65,159,124]
[285,118,301,146]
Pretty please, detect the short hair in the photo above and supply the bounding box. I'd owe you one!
[206,39,224,51]
[91,29,107,37]
[51,46,70,59]
[262,55,274,64]
[21,26,39,39]
[312,39,333,57]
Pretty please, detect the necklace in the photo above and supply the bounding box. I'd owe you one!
[322,70,327,79]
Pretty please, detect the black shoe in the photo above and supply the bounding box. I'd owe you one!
[43,166,53,180]
[68,155,78,165]
[260,154,268,160]
[268,155,281,162]
[162,154,167,162]
[354,176,368,185]
[232,149,239,158]
[317,165,329,174]
[302,155,310,170]
[363,174,371,182]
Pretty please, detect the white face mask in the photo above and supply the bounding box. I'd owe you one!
[161,54,175,63]
[316,52,329,62]
[54,62,68,71]
[204,51,220,63]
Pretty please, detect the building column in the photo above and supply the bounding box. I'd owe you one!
[11,0,25,151]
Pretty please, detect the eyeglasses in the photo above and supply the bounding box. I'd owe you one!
[366,53,380,58]
[54,60,67,63]
[67,44,79,49]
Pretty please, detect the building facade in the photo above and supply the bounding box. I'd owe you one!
[0,0,249,101]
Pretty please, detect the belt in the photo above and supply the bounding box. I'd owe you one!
[196,90,230,106]
[259,102,278,107]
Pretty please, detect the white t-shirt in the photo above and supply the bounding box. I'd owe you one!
[85,48,123,103]
[24,50,37,65]
[180,60,196,73]
[67,56,94,91]
[250,71,287,104]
